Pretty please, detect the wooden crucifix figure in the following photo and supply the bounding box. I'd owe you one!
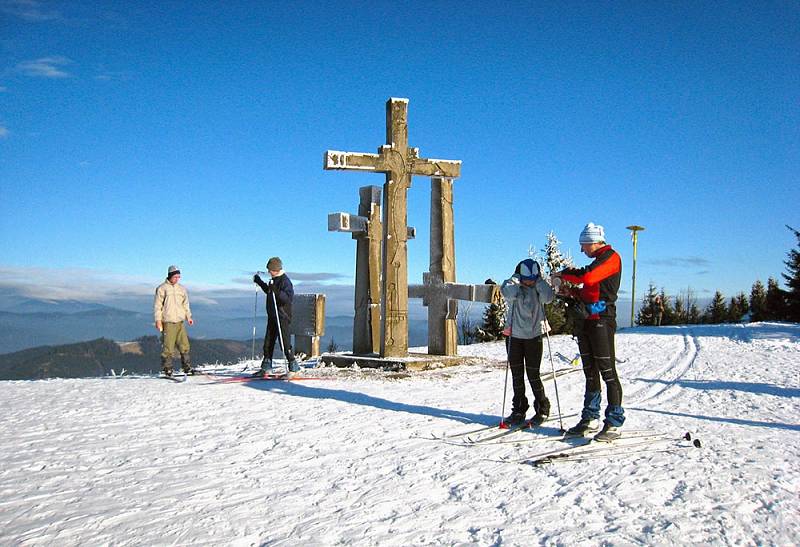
[324,98,461,357]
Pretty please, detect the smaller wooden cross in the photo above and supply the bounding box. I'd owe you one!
[409,178,499,355]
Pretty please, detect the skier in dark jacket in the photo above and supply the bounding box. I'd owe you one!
[253,256,299,375]
[553,223,624,442]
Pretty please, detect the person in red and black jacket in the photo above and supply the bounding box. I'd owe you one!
[553,223,624,442]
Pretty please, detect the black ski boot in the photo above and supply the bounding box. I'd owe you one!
[161,357,173,377]
[180,353,196,375]
[530,398,551,426]
[564,417,600,438]
[502,410,527,427]
[252,359,272,377]
[593,423,621,442]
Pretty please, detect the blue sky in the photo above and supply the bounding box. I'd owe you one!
[1,1,798,316]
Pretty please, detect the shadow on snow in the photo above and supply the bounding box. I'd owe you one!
[630,378,800,399]
[241,380,498,426]
[629,406,800,433]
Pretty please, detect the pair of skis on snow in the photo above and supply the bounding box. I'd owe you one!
[429,421,703,465]
[157,366,321,383]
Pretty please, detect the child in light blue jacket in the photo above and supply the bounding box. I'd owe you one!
[500,259,555,426]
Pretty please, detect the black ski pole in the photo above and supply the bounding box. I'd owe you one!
[270,280,291,368]
[251,286,258,361]
[535,284,565,434]
[244,270,266,373]
[540,300,565,433]
[500,301,514,428]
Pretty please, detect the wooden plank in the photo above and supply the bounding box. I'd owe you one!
[324,151,383,171]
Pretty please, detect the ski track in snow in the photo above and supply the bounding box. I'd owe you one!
[0,323,798,546]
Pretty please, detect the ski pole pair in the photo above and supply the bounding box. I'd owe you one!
[250,271,291,368]
[499,293,565,433]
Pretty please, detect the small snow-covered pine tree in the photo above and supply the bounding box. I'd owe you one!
[541,231,574,334]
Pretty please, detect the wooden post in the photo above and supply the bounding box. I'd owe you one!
[430,177,458,354]
[328,186,383,354]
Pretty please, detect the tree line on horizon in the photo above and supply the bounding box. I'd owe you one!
[636,225,800,326]
[464,225,800,342]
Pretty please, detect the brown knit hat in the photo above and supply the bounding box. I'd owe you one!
[266,257,283,271]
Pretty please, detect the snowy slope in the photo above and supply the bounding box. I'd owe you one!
[1,323,797,546]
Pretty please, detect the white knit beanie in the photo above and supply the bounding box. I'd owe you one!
[579,223,605,244]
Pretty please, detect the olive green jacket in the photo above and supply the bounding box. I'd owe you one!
[154,281,192,323]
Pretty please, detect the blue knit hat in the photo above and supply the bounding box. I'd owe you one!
[516,259,540,281]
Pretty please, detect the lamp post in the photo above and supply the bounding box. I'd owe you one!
[626,225,645,328]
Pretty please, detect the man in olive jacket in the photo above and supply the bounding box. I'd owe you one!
[154,265,194,376]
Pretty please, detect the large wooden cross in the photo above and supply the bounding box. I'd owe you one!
[324,98,461,357]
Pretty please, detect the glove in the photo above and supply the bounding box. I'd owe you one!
[551,276,562,291]
[253,273,261,284]
[508,274,521,285]
[587,301,607,315]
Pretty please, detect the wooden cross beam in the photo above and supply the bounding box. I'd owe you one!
[324,98,461,357]
[409,274,499,356]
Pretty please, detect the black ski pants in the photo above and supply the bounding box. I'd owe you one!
[577,316,622,407]
[507,335,546,414]
[264,315,295,362]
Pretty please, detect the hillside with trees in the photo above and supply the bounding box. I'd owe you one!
[0,336,249,380]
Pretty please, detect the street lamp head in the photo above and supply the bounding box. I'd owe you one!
[626,225,645,232]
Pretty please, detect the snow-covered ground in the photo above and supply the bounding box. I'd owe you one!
[1,323,798,546]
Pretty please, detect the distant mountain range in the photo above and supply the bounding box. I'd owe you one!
[0,336,250,381]
[0,295,435,357]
